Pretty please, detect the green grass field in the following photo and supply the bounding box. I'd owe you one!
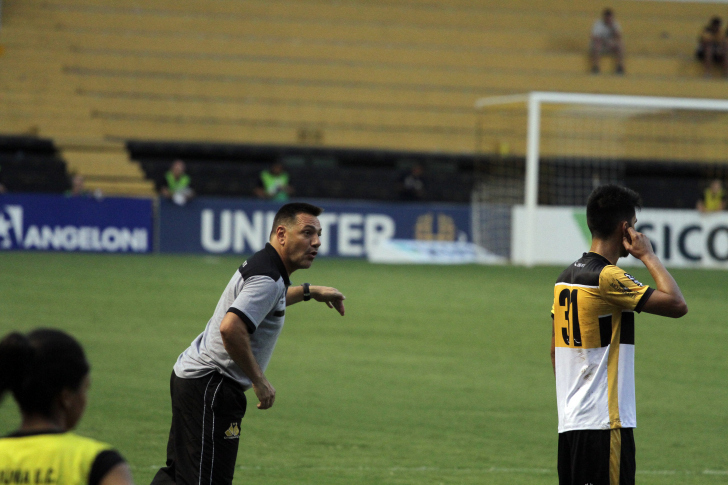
[1,253,726,484]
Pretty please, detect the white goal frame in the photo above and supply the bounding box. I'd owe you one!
[474,91,728,266]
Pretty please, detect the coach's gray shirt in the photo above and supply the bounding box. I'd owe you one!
[174,243,290,390]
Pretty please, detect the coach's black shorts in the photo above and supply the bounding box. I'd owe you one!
[558,428,635,485]
[151,371,247,485]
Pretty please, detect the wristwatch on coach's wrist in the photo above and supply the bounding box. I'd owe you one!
[302,283,311,301]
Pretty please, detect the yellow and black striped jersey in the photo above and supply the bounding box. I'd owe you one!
[0,430,125,485]
[551,252,653,433]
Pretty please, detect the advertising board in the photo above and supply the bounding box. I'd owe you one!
[0,194,153,253]
[159,198,472,257]
[512,206,728,268]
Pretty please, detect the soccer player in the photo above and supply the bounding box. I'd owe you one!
[550,185,687,485]
[0,328,135,485]
[151,202,346,485]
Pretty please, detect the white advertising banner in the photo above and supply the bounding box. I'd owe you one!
[512,206,728,269]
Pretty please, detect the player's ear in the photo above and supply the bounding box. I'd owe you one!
[620,221,632,241]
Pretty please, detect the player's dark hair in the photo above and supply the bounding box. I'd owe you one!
[586,184,642,239]
[270,202,323,237]
[0,328,90,416]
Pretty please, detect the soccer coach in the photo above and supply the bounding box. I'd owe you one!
[151,202,345,485]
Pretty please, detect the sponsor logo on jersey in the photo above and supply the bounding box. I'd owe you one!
[224,423,240,439]
[623,273,644,287]
[609,279,637,299]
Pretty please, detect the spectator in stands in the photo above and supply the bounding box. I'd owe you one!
[0,165,6,194]
[65,174,94,198]
[399,163,426,201]
[161,159,194,206]
[590,8,625,75]
[696,17,727,77]
[696,178,726,212]
[254,162,294,201]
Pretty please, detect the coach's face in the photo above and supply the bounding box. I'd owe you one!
[281,213,322,273]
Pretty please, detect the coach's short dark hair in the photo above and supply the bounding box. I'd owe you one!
[586,185,642,239]
[270,202,323,237]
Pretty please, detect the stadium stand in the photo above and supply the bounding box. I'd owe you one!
[0,136,70,193]
[0,0,726,199]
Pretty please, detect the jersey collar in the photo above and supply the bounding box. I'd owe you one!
[265,243,291,287]
[6,429,65,438]
[586,251,611,265]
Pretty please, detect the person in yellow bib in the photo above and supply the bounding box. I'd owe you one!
[696,179,726,213]
[160,160,194,206]
[0,329,134,485]
[254,162,294,202]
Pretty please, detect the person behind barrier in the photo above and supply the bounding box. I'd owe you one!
[696,178,726,212]
[0,328,135,485]
[254,162,294,202]
[160,159,194,206]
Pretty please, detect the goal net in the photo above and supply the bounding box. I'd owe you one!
[472,92,728,265]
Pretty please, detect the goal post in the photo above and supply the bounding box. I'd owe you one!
[473,91,728,266]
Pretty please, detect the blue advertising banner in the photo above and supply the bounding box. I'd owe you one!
[159,198,471,257]
[0,194,153,253]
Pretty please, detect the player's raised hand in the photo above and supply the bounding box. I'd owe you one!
[623,226,655,261]
[312,286,346,316]
[252,377,276,410]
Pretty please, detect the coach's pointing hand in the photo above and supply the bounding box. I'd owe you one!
[253,377,276,410]
[312,286,346,316]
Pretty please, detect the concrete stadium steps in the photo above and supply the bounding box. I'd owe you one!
[22,0,719,36]
[61,147,156,196]
[91,117,479,154]
[20,9,704,57]
[20,30,701,79]
[2,0,727,170]
[62,55,728,99]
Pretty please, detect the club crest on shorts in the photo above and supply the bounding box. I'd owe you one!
[224,423,240,439]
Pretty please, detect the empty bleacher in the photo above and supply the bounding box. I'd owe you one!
[0,136,71,193]
[1,0,727,198]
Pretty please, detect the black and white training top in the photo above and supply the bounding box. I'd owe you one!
[174,243,290,390]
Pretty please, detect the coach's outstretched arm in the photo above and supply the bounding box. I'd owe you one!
[286,285,346,316]
[623,226,688,318]
[219,312,276,409]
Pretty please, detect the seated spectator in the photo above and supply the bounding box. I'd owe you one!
[0,165,6,194]
[697,179,726,212]
[696,17,727,77]
[254,162,294,201]
[0,328,135,485]
[399,163,425,201]
[590,8,625,74]
[65,174,100,198]
[160,159,194,206]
